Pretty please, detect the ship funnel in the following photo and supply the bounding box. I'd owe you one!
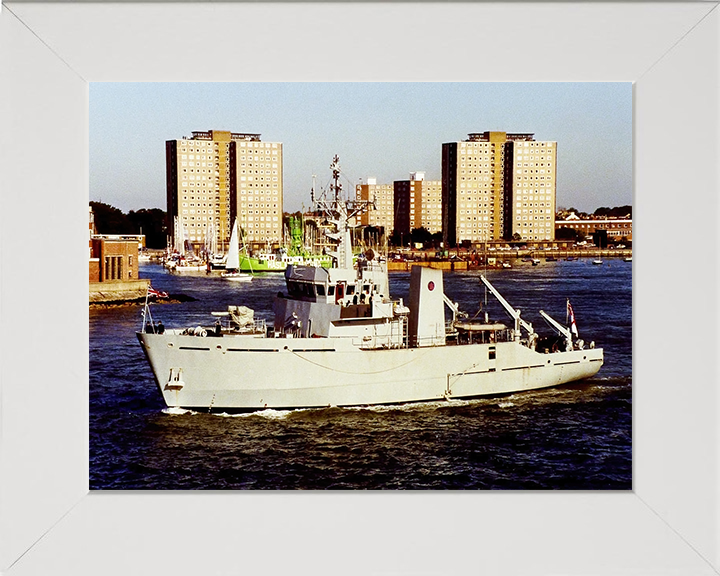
[408,266,446,347]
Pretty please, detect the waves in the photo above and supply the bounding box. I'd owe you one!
[90,263,632,490]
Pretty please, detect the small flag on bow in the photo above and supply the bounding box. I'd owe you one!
[148,286,169,299]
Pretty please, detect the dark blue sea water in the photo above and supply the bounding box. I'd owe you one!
[90,258,631,490]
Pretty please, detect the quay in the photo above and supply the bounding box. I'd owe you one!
[136,247,632,274]
[90,279,150,304]
[386,248,632,272]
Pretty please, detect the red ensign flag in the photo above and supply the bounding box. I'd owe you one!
[567,299,579,337]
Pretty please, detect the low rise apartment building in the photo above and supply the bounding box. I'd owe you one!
[555,214,633,242]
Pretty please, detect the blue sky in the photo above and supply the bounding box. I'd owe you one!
[90,82,632,214]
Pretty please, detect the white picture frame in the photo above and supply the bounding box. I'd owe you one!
[1,2,718,575]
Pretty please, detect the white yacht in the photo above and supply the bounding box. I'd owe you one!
[137,157,603,412]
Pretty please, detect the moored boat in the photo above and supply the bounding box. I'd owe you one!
[165,217,207,273]
[137,157,603,412]
[221,219,253,282]
[237,214,332,272]
[238,250,332,273]
[165,255,206,273]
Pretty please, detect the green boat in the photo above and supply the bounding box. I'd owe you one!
[238,216,332,272]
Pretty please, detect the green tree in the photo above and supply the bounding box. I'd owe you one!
[127,208,167,248]
[410,227,432,246]
[594,205,632,218]
[390,229,405,247]
[90,201,132,234]
[91,202,167,248]
[555,227,584,241]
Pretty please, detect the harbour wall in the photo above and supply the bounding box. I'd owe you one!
[89,279,150,303]
[388,260,468,272]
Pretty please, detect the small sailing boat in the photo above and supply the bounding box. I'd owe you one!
[222,220,253,282]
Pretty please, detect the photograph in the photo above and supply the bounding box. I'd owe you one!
[2,2,718,575]
[89,82,632,490]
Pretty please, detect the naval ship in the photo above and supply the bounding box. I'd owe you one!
[137,157,603,412]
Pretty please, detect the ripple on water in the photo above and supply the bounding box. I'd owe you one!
[90,263,632,490]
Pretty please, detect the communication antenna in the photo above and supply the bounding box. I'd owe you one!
[330,155,342,202]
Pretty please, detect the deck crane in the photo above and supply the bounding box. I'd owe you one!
[539,310,576,352]
[479,275,536,344]
[442,293,467,326]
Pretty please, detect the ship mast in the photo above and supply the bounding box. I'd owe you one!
[313,155,375,270]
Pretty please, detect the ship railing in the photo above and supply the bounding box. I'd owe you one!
[178,318,268,337]
[497,329,513,343]
[226,318,267,335]
[355,316,408,350]
[357,334,406,350]
[451,326,515,346]
[445,321,458,338]
[193,316,268,337]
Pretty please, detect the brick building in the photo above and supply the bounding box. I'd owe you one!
[89,206,148,302]
[89,238,140,283]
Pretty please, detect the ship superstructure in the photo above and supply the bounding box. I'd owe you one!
[138,157,603,411]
